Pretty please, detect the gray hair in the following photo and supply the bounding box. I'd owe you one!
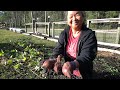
[67,11,85,18]
[79,11,85,18]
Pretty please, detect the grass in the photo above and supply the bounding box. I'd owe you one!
[0,29,57,47]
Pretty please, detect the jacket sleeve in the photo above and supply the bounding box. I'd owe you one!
[76,31,97,64]
[52,31,65,58]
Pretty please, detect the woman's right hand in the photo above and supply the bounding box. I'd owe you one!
[53,55,62,74]
[54,61,62,74]
[42,59,56,70]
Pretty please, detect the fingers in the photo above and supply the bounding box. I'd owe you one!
[56,55,62,62]
[42,60,49,68]
[54,62,62,74]
[42,59,56,70]
[62,62,72,78]
[62,67,71,78]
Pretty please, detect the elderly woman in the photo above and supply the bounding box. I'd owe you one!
[42,11,97,79]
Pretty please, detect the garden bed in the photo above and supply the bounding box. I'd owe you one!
[93,51,120,79]
[0,29,120,79]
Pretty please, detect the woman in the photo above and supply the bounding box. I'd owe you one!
[42,11,97,79]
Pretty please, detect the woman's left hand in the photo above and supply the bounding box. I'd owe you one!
[62,62,73,78]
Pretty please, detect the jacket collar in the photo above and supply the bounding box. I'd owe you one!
[65,24,89,38]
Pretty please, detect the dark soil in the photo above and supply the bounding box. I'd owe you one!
[93,51,120,79]
[40,51,120,79]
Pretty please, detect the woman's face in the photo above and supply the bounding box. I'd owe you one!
[67,11,84,30]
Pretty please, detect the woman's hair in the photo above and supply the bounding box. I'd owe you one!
[79,11,85,18]
[67,11,85,18]
[79,11,86,24]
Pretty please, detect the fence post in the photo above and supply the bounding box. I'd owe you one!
[48,22,51,37]
[35,22,37,34]
[116,13,120,44]
[52,22,55,38]
[45,11,47,34]
[25,25,27,33]
[87,20,91,28]
[32,18,36,34]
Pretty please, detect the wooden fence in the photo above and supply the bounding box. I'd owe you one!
[25,21,67,38]
[24,17,120,44]
[87,16,120,44]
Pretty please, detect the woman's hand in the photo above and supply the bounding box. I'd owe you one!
[42,59,56,70]
[54,62,62,74]
[62,62,73,78]
[53,54,63,74]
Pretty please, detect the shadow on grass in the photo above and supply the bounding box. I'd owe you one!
[0,43,18,51]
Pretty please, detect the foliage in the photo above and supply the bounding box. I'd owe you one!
[0,29,56,79]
